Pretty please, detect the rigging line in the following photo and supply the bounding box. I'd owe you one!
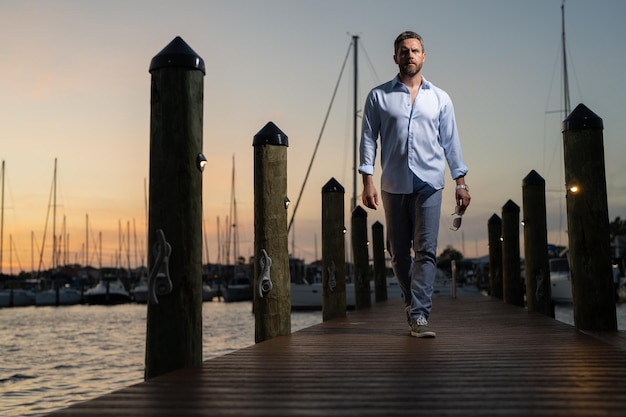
[564,37,583,108]
[10,235,24,274]
[359,39,381,86]
[542,6,569,185]
[542,33,561,178]
[344,38,379,200]
[287,39,353,233]
[36,166,55,277]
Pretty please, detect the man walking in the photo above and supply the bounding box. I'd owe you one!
[359,31,470,337]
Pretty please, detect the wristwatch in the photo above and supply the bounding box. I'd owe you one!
[455,184,469,191]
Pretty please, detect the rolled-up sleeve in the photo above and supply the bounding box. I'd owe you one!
[358,91,379,176]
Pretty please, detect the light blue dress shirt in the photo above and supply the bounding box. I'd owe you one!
[358,75,468,194]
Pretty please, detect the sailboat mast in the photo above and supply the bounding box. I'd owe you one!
[228,155,237,265]
[134,219,139,268]
[0,160,4,274]
[85,214,89,266]
[127,220,131,277]
[52,158,57,269]
[31,231,34,275]
[561,1,570,118]
[217,216,221,264]
[352,35,359,211]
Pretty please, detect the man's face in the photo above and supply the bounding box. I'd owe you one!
[393,38,425,77]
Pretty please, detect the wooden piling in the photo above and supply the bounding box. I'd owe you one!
[145,36,205,380]
[371,221,387,302]
[501,200,524,307]
[487,214,503,299]
[252,122,291,343]
[351,206,371,309]
[522,170,553,317]
[321,178,346,321]
[562,104,617,331]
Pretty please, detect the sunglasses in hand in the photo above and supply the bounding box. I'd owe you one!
[450,205,464,231]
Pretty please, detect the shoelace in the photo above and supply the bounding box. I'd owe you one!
[415,316,428,326]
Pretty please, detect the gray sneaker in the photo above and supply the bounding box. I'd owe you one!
[410,315,436,338]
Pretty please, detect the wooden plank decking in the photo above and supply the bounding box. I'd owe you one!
[48,296,626,416]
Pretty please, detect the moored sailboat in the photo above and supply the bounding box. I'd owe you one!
[35,286,82,306]
[84,274,131,305]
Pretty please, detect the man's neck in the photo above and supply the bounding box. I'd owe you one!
[399,73,423,89]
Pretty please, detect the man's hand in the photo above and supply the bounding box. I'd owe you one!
[362,174,378,210]
[455,188,471,215]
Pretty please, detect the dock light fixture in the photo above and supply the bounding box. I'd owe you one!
[196,153,207,172]
[283,196,290,209]
[568,185,580,194]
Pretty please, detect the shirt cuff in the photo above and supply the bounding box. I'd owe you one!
[451,168,468,180]
[358,165,374,176]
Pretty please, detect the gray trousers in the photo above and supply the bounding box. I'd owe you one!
[381,184,442,320]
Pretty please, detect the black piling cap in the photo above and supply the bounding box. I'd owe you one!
[502,199,520,213]
[522,169,545,187]
[562,103,603,132]
[150,36,206,74]
[372,221,384,230]
[488,213,502,225]
[352,205,368,218]
[322,177,345,193]
[253,122,289,146]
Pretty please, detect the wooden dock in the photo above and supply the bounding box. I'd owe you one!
[48,296,626,416]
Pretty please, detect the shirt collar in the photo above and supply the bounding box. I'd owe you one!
[392,74,431,90]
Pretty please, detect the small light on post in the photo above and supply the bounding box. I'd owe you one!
[283,196,290,210]
[196,153,207,172]
[568,185,580,194]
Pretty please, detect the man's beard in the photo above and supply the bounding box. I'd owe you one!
[400,62,422,76]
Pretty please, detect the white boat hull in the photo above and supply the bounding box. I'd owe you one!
[36,288,82,306]
[223,285,252,302]
[551,272,573,303]
[132,281,148,303]
[291,278,403,310]
[85,279,131,305]
[223,274,252,302]
[549,258,573,303]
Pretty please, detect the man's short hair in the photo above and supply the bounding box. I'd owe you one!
[394,31,424,53]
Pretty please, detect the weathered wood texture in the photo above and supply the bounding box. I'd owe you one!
[321,178,346,321]
[501,200,524,307]
[253,122,290,343]
[522,170,553,317]
[351,206,370,310]
[145,37,205,380]
[563,104,617,331]
[49,296,626,416]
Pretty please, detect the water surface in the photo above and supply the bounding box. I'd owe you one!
[0,302,321,417]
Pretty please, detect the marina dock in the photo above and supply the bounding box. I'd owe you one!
[47,295,626,416]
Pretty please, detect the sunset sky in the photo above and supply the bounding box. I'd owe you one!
[1,0,625,273]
